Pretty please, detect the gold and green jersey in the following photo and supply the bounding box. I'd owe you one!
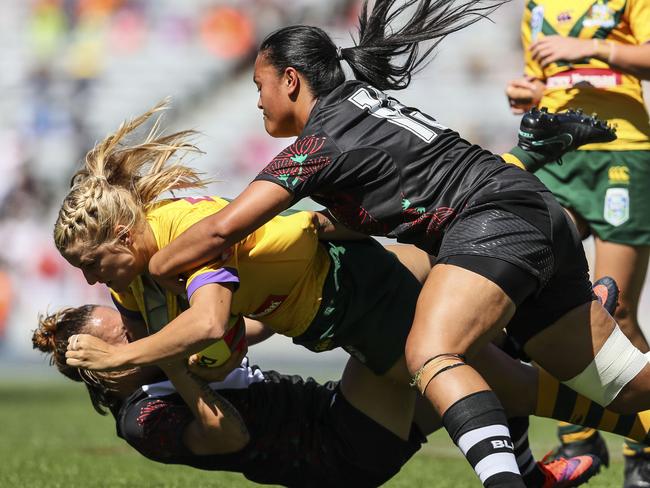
[522,0,650,150]
[111,197,330,338]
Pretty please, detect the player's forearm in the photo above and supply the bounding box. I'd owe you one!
[244,318,275,346]
[114,308,227,367]
[149,215,233,280]
[164,364,249,454]
[593,41,650,80]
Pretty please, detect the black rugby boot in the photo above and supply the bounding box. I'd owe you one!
[517,108,617,170]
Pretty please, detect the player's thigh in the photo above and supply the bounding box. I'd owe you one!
[405,263,516,368]
[340,357,416,440]
[525,300,616,380]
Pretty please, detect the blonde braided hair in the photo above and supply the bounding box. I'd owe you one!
[54,100,210,254]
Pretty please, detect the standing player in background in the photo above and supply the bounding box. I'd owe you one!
[506,2,650,486]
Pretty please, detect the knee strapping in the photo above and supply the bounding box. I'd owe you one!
[411,353,467,395]
[563,325,648,406]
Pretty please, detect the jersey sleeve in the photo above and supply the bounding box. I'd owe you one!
[185,246,240,301]
[627,0,650,44]
[521,5,545,80]
[253,134,340,203]
[119,396,195,462]
[110,288,143,321]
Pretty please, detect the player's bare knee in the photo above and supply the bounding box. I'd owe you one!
[405,344,427,377]
[408,353,467,395]
[405,341,443,377]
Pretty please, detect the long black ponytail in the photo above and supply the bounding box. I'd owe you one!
[260,0,509,94]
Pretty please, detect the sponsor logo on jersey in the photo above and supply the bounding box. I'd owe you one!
[584,3,615,28]
[556,11,572,23]
[547,68,621,89]
[248,294,287,318]
[604,188,630,227]
[608,165,630,185]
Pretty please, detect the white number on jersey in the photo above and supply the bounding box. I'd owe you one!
[347,87,446,143]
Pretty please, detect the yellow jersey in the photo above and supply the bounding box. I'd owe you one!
[111,196,331,337]
[522,0,650,150]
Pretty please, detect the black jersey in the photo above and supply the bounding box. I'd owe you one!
[255,81,548,254]
[114,366,422,487]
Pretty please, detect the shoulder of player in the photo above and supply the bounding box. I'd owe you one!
[147,197,228,216]
[146,197,229,238]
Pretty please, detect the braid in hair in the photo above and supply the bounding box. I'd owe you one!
[54,99,211,254]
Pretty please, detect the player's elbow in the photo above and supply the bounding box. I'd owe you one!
[198,316,226,342]
[209,212,247,246]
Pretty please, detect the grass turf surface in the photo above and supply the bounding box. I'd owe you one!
[1,381,626,487]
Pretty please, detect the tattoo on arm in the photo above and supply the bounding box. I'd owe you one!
[184,369,248,436]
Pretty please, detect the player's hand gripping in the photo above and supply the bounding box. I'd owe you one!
[187,343,248,383]
[66,334,121,371]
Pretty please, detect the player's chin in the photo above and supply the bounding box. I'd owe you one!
[265,119,295,138]
[263,119,280,137]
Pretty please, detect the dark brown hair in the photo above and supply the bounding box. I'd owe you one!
[33,306,118,415]
[259,0,508,94]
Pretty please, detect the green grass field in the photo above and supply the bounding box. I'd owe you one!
[0,380,626,487]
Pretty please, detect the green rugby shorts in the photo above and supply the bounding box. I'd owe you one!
[535,150,650,246]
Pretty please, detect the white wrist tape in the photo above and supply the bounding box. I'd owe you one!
[563,325,648,406]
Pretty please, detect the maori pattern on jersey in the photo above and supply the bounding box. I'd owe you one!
[134,399,189,459]
[264,135,331,189]
[327,192,392,235]
[401,195,456,238]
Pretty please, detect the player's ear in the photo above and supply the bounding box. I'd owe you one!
[284,67,300,97]
[115,225,132,247]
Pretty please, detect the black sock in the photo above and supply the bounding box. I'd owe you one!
[509,417,538,476]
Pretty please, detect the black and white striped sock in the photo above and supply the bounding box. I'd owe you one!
[508,416,547,487]
[508,417,537,477]
[443,391,525,487]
